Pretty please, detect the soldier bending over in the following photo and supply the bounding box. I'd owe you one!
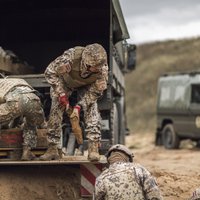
[40,43,108,161]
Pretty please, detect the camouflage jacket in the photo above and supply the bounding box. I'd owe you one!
[44,47,108,110]
[95,162,163,200]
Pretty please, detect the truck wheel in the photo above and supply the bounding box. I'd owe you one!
[162,124,180,149]
[116,101,126,145]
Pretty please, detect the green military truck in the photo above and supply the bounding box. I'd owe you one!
[156,72,200,149]
[0,0,136,199]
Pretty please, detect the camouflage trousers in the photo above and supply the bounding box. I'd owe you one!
[0,89,45,148]
[47,96,101,146]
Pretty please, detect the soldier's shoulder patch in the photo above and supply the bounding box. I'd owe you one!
[56,63,71,74]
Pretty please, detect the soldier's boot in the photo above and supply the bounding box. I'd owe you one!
[39,143,60,161]
[21,145,36,161]
[88,140,100,161]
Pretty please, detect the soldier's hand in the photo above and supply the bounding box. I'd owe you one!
[70,105,81,119]
[59,93,69,110]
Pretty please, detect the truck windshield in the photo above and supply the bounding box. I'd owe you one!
[191,84,200,103]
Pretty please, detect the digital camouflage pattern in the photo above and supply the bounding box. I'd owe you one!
[95,162,163,200]
[0,85,45,148]
[0,78,33,103]
[190,188,200,200]
[44,44,108,145]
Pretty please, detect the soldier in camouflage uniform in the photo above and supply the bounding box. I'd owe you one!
[40,43,108,161]
[0,78,45,160]
[95,144,163,200]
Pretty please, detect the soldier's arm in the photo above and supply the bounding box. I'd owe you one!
[137,164,163,200]
[44,48,74,95]
[95,176,106,200]
[78,64,108,110]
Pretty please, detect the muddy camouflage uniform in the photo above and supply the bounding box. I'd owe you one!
[44,44,108,146]
[0,78,45,148]
[190,188,200,200]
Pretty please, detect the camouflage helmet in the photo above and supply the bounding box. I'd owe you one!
[82,43,107,69]
[105,144,134,162]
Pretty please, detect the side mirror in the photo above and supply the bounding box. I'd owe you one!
[115,41,136,73]
[127,44,136,71]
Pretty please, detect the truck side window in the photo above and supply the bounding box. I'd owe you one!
[191,84,200,103]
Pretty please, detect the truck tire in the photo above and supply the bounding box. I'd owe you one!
[162,124,180,149]
[110,101,126,145]
[116,101,125,145]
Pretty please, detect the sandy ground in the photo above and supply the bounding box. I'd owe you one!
[126,133,200,200]
[0,165,81,200]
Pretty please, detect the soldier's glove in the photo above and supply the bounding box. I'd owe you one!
[59,93,69,110]
[70,105,81,119]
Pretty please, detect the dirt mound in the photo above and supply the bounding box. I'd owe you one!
[0,165,80,200]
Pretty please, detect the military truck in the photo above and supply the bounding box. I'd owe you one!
[0,0,136,199]
[155,71,200,149]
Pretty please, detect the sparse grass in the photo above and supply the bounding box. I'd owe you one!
[125,37,200,133]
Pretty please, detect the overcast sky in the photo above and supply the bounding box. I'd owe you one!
[119,0,200,44]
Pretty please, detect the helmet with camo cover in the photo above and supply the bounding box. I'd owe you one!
[105,144,134,162]
[82,43,107,69]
